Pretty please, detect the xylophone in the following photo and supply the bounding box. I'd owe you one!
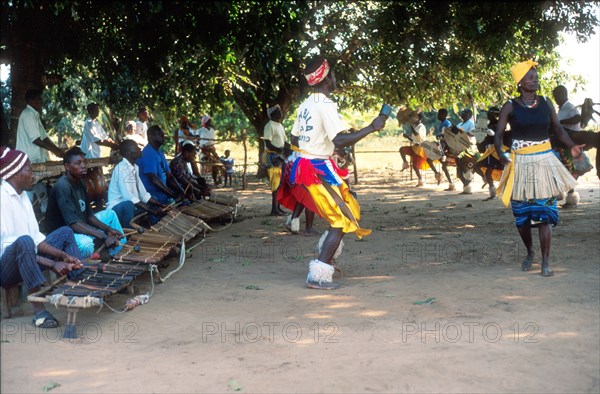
[180,200,235,222]
[150,209,212,242]
[31,157,111,183]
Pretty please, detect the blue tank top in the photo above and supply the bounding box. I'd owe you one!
[509,96,551,141]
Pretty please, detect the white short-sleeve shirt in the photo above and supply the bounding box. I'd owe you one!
[80,118,109,159]
[558,100,581,132]
[263,120,287,149]
[16,105,49,164]
[291,93,347,159]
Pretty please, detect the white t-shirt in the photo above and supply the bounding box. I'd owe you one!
[16,105,49,164]
[263,120,287,149]
[198,127,216,148]
[291,93,347,159]
[558,100,581,132]
[135,120,148,140]
[80,118,109,159]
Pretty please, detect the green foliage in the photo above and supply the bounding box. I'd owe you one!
[1,0,598,151]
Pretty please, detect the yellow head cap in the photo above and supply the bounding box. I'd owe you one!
[510,59,538,85]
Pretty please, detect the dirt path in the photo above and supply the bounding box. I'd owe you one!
[2,174,599,393]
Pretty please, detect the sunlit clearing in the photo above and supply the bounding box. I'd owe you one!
[326,302,360,309]
[541,331,579,338]
[34,369,78,378]
[302,294,355,301]
[501,295,527,300]
[358,310,388,317]
[303,313,333,319]
[347,275,395,281]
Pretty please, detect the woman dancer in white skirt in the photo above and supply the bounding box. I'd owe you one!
[494,59,584,277]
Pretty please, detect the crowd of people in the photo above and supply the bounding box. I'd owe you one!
[1,56,597,328]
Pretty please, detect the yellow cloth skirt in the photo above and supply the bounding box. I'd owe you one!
[305,181,371,239]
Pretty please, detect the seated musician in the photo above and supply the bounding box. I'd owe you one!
[137,125,186,207]
[455,108,480,194]
[169,141,211,200]
[1,147,82,328]
[80,103,119,159]
[434,108,455,191]
[399,111,442,187]
[107,140,167,228]
[45,147,124,260]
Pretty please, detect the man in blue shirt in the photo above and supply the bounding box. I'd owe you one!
[137,125,185,206]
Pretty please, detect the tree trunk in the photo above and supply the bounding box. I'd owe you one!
[7,39,45,148]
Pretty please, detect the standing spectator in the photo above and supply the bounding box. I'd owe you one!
[80,103,118,158]
[220,150,235,187]
[197,115,222,184]
[135,106,149,146]
[16,89,65,213]
[263,105,287,215]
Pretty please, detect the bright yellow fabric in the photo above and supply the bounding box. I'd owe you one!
[496,141,552,207]
[267,167,282,191]
[305,182,371,238]
[411,145,430,170]
[510,59,538,85]
[477,145,509,162]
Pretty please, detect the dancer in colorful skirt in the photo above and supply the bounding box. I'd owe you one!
[495,59,584,277]
[290,56,388,289]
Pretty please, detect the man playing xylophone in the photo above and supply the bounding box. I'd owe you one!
[1,147,82,328]
[45,147,125,260]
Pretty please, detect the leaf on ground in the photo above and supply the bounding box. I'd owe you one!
[42,382,61,392]
[245,285,263,290]
[413,297,436,305]
[208,257,224,263]
[228,379,244,391]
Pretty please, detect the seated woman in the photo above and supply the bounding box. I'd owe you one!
[169,141,211,200]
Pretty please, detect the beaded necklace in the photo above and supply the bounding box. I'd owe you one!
[520,95,538,108]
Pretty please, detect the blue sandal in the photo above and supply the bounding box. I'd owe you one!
[32,310,59,328]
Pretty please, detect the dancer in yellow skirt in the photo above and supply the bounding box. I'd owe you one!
[290,56,388,289]
[494,59,583,277]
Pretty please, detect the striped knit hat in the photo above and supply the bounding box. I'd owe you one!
[0,147,28,180]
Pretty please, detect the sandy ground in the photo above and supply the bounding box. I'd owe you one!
[1,169,599,394]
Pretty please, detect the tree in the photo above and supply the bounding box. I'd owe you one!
[2,0,598,156]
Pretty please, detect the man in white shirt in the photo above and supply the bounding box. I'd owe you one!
[107,140,166,228]
[263,105,288,215]
[16,89,65,213]
[288,56,387,290]
[552,85,583,207]
[552,85,581,133]
[80,103,118,158]
[0,147,82,328]
[198,115,222,184]
[135,106,149,146]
